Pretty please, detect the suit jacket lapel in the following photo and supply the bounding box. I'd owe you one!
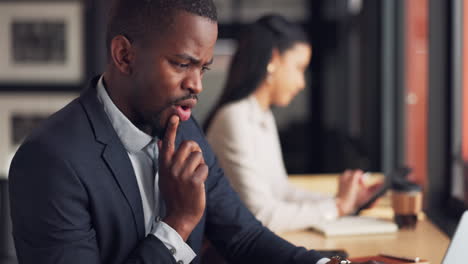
[102,141,145,239]
[79,77,145,239]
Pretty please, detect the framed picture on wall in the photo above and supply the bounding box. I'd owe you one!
[0,93,77,178]
[0,2,83,85]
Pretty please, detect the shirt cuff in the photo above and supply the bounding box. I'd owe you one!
[317,257,331,264]
[318,198,339,221]
[152,220,196,264]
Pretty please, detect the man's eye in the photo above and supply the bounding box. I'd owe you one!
[201,66,211,73]
[171,61,189,68]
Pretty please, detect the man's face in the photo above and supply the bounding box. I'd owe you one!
[129,11,218,138]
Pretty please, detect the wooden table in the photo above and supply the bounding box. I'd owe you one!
[279,174,450,263]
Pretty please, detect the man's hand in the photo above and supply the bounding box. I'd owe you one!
[335,170,382,216]
[158,115,209,240]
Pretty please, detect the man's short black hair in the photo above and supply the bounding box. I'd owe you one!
[106,0,217,53]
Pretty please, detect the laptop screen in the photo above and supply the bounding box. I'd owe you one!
[442,211,468,263]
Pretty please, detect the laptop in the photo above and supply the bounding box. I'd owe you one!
[442,210,468,264]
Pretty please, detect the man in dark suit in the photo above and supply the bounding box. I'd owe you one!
[8,1,379,264]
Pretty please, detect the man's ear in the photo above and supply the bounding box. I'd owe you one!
[110,35,135,75]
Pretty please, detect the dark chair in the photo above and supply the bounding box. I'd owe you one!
[0,179,17,264]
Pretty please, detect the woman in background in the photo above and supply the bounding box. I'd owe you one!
[205,15,380,232]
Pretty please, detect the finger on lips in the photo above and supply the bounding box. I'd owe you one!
[162,115,180,159]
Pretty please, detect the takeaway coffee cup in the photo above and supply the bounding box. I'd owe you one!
[391,180,422,229]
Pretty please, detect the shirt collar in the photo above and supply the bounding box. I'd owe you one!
[247,95,274,129]
[96,75,154,153]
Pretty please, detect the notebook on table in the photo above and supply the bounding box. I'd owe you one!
[309,216,398,237]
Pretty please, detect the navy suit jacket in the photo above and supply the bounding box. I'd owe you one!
[9,77,324,264]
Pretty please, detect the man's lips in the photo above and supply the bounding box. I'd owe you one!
[174,98,197,109]
[172,98,197,121]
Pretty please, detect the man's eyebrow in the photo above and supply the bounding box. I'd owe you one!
[174,54,214,65]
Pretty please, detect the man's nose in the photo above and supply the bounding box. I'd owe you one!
[183,70,203,94]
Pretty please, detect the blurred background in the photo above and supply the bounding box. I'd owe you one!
[1,0,468,263]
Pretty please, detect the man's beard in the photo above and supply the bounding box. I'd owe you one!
[147,110,165,139]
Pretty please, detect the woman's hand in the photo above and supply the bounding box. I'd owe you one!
[335,170,383,216]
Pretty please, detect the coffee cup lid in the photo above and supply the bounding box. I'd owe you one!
[392,178,422,192]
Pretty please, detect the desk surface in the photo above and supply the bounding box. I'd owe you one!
[282,174,450,263]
